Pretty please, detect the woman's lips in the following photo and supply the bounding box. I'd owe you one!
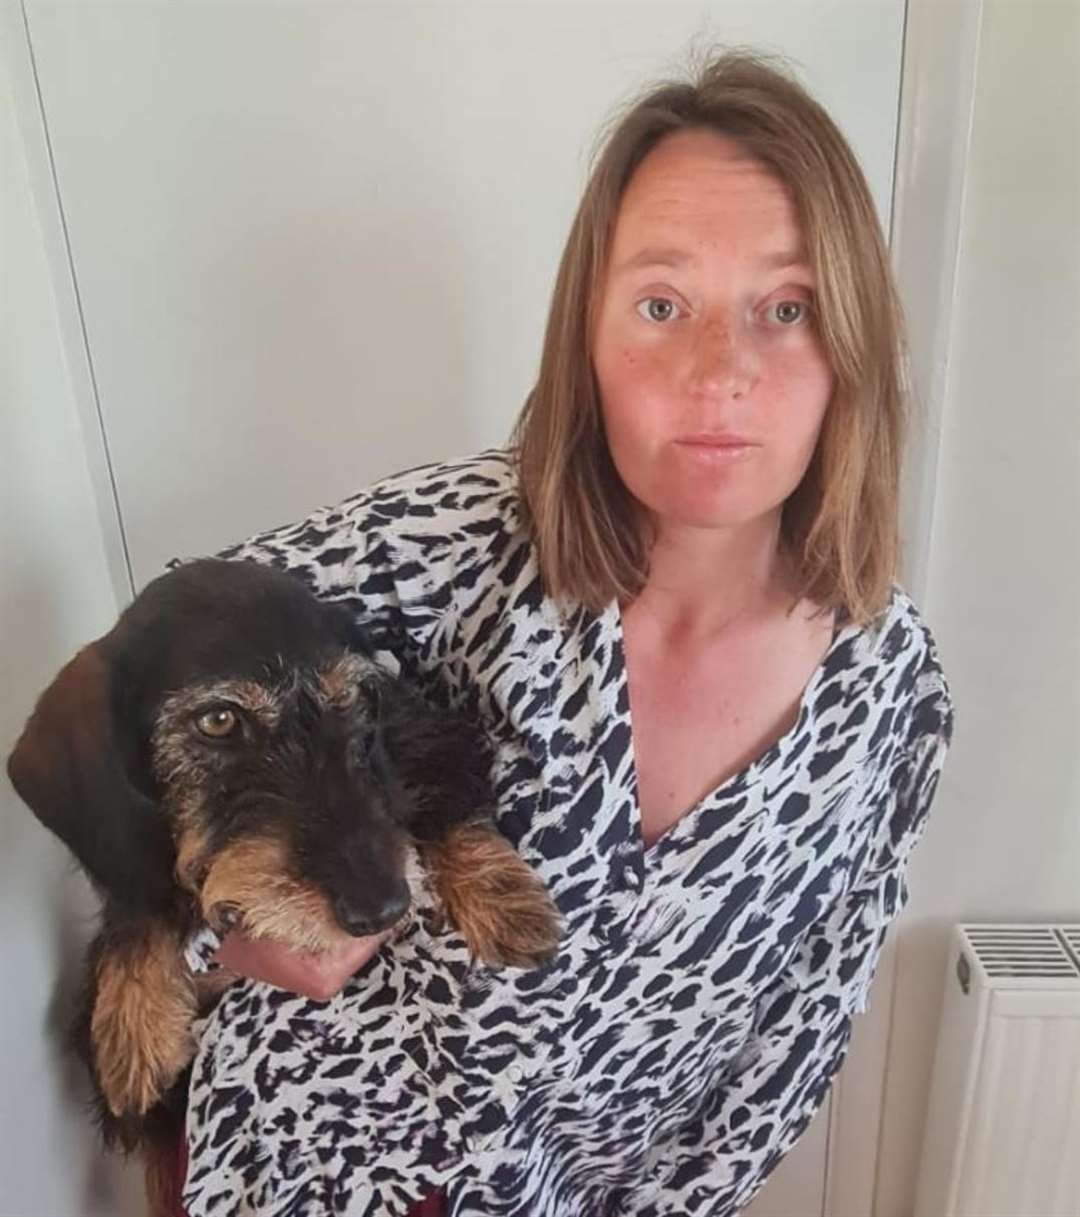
[674,434,761,461]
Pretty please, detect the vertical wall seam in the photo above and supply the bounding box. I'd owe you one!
[873,0,911,1197]
[17,0,135,599]
[856,4,912,1212]
[919,2,984,624]
[872,9,987,1210]
[886,0,911,251]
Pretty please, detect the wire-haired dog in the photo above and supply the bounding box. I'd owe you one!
[6,558,559,1211]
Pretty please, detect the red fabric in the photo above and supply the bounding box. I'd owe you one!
[174,1135,189,1217]
[173,1136,444,1216]
[408,1192,447,1216]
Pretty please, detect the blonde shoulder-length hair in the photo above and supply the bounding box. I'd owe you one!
[510,48,909,627]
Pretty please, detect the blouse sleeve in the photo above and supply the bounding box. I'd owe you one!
[617,664,954,1217]
[166,452,511,691]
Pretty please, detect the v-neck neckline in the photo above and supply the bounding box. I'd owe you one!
[605,597,858,859]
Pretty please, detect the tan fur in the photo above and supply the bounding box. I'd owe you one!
[422,823,561,968]
[315,653,376,709]
[200,836,347,954]
[173,815,213,893]
[90,923,196,1119]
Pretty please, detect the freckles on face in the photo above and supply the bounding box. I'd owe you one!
[591,129,836,531]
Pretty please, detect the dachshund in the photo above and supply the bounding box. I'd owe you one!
[6,557,559,1211]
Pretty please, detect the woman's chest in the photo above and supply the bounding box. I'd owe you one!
[623,609,836,846]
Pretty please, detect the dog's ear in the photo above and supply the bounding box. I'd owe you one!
[375,682,498,840]
[321,601,380,661]
[6,643,176,915]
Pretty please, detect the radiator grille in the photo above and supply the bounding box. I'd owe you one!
[962,924,1080,986]
[1059,927,1080,972]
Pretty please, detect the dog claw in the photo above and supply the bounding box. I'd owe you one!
[210,901,241,933]
[427,823,561,970]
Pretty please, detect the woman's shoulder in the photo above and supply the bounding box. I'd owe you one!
[849,583,954,749]
[334,446,528,623]
[858,583,942,661]
[206,448,524,639]
[213,448,520,566]
[339,446,519,532]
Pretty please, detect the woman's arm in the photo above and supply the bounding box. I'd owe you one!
[619,685,953,1217]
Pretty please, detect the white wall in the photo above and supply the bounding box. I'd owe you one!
[878,2,1080,1213]
[20,0,904,592]
[0,31,144,1217]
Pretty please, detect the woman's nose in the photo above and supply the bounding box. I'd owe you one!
[686,320,756,399]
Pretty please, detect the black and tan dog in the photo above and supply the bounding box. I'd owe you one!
[7,557,558,1209]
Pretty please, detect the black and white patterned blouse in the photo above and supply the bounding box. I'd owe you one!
[179,449,953,1217]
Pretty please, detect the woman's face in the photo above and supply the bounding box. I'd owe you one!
[592,128,835,535]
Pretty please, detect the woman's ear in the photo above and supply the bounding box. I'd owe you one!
[6,643,177,915]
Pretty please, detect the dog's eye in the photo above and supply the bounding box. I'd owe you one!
[194,707,239,739]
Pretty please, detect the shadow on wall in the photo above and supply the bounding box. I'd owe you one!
[0,795,146,1216]
[47,866,147,1213]
[1,565,144,1216]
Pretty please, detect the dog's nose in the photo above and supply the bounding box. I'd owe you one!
[332,886,410,937]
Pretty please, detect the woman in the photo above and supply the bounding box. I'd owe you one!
[178,49,953,1217]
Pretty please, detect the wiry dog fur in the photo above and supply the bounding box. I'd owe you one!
[7,558,559,1213]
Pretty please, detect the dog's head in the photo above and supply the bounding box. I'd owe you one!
[7,558,433,949]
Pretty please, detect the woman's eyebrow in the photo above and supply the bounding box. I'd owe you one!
[613,247,694,275]
[758,247,811,270]
[613,246,811,275]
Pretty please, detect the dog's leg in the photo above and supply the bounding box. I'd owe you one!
[421,821,560,968]
[89,921,198,1121]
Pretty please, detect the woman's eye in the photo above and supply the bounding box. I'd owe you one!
[335,683,360,711]
[770,299,812,326]
[635,296,679,324]
[194,707,239,739]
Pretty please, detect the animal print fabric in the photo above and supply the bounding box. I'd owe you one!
[176,449,953,1217]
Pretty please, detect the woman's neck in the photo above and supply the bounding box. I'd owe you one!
[627,510,795,646]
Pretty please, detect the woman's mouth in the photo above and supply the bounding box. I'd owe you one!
[674,433,761,461]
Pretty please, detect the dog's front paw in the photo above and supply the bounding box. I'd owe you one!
[425,822,561,968]
[90,927,197,1119]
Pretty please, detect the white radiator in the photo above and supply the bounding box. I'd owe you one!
[914,924,1080,1217]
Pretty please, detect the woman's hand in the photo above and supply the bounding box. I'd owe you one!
[213,930,390,1001]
